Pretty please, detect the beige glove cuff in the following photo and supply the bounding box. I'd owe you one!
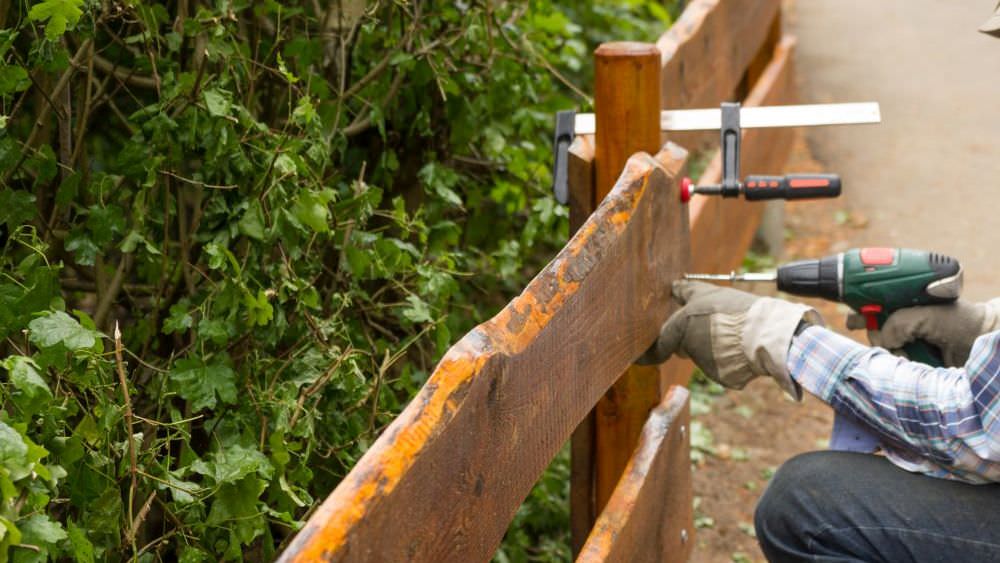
[982,299,1000,334]
[709,299,821,402]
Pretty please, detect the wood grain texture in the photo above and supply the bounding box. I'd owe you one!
[688,35,797,275]
[567,132,596,557]
[277,147,689,563]
[592,41,665,517]
[594,43,662,200]
[577,386,693,563]
[656,0,781,152]
[568,134,596,233]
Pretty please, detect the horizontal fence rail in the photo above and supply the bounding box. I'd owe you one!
[278,147,689,562]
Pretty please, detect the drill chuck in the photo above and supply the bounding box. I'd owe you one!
[776,255,841,301]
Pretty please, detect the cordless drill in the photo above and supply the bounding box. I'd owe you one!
[687,247,963,362]
[686,247,964,451]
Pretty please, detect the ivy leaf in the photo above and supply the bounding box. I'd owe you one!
[162,303,193,334]
[0,189,36,227]
[192,444,272,485]
[2,355,52,414]
[243,289,273,327]
[0,422,28,478]
[209,476,268,554]
[66,521,94,563]
[238,200,266,240]
[293,189,335,233]
[292,96,316,126]
[418,162,464,208]
[28,311,99,351]
[0,65,29,96]
[0,421,47,484]
[160,474,201,505]
[28,0,84,39]
[202,88,232,117]
[18,514,67,561]
[168,358,237,411]
[401,294,433,324]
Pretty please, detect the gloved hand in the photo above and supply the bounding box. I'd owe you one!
[868,299,1000,366]
[637,280,823,400]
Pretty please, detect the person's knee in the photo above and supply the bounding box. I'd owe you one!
[755,451,841,559]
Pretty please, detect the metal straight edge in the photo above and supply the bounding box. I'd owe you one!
[572,102,881,135]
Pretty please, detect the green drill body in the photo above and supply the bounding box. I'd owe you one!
[835,249,962,364]
[688,248,964,365]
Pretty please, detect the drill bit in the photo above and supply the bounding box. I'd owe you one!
[684,271,778,283]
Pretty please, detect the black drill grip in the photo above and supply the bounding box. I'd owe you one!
[776,255,841,301]
[743,174,841,201]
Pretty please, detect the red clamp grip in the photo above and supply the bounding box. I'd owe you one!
[860,304,884,331]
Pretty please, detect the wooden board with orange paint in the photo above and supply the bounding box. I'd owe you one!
[577,386,694,563]
[277,145,690,563]
[688,35,798,275]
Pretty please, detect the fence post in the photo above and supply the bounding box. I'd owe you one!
[570,41,663,552]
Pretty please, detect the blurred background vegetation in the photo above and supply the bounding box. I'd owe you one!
[0,1,679,560]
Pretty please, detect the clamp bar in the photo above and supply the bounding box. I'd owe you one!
[571,102,881,135]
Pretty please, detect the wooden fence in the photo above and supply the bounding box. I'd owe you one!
[278,0,797,560]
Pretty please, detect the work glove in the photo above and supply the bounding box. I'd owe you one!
[637,280,823,400]
[858,299,1000,366]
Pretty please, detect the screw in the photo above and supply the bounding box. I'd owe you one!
[680,529,688,544]
[680,424,686,439]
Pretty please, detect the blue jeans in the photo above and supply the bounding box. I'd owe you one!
[754,451,1000,562]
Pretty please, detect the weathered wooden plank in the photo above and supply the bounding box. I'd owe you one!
[577,386,693,563]
[592,41,665,520]
[657,0,781,109]
[688,35,797,275]
[278,147,689,563]
[656,0,781,152]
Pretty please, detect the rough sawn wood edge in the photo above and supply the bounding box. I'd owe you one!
[277,145,689,562]
[576,386,693,563]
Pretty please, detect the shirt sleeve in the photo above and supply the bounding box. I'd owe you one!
[787,325,1000,483]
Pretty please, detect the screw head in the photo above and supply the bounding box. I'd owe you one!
[680,529,688,544]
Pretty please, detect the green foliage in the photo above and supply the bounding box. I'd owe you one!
[0,0,678,560]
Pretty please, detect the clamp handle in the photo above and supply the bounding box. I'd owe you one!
[743,174,842,200]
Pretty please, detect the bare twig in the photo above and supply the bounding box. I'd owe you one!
[90,52,161,90]
[114,323,139,559]
[342,70,405,137]
[3,39,93,183]
[158,170,238,190]
[127,491,157,545]
[288,348,353,429]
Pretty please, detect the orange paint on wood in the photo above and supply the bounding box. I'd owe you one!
[278,151,689,563]
[577,386,694,563]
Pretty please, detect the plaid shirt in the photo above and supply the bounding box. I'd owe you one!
[788,325,1000,483]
